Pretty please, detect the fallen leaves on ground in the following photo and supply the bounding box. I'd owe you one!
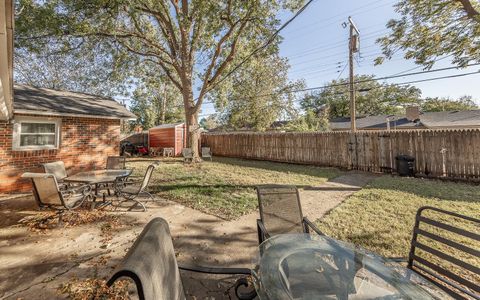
[19,209,122,233]
[58,278,131,300]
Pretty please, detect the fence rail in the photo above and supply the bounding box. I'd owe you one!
[202,129,480,180]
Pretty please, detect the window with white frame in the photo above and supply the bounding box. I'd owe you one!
[13,117,61,150]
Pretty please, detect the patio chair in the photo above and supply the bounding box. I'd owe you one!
[404,206,480,300]
[182,148,193,162]
[21,173,92,223]
[256,185,324,244]
[43,161,68,189]
[115,164,156,211]
[107,217,256,300]
[106,156,126,169]
[201,147,213,161]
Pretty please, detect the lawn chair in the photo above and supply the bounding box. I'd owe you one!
[43,161,68,189]
[21,173,92,224]
[107,217,256,300]
[182,148,193,162]
[115,164,156,211]
[404,206,480,299]
[102,156,127,196]
[106,156,126,169]
[256,185,324,244]
[201,147,213,161]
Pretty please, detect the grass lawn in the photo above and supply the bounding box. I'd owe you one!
[127,157,341,219]
[317,175,480,282]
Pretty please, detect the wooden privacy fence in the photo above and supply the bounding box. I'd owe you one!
[202,129,480,180]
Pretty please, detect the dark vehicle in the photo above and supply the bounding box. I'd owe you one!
[120,141,148,156]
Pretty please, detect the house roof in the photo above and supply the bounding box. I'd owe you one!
[13,84,137,120]
[330,109,480,130]
[150,122,185,129]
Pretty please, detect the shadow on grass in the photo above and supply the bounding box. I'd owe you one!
[361,176,480,203]
[211,156,341,179]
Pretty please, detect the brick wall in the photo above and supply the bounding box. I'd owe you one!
[0,114,120,193]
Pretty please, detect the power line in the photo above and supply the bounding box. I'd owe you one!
[202,64,480,107]
[206,0,317,94]
[198,69,480,118]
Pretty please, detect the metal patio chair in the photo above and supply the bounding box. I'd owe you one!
[107,217,256,300]
[43,161,69,189]
[106,156,126,169]
[115,164,156,211]
[256,185,324,244]
[182,148,193,162]
[404,206,480,300]
[201,147,213,161]
[21,173,92,224]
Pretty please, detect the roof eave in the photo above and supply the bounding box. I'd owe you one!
[14,109,137,121]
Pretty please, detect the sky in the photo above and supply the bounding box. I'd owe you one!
[199,0,480,118]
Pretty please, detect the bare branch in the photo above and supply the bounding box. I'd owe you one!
[456,0,480,18]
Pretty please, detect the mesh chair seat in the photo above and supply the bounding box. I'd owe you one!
[256,185,324,244]
[106,156,126,170]
[43,161,68,182]
[119,185,141,195]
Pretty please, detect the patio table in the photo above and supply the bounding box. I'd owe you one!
[64,169,132,207]
[253,234,451,300]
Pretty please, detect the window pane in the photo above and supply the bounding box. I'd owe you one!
[20,134,55,146]
[21,123,56,134]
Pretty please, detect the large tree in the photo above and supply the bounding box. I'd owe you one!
[376,0,480,68]
[300,75,423,119]
[130,64,184,130]
[210,54,303,131]
[16,0,303,160]
[14,39,135,97]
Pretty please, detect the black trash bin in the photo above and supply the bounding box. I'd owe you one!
[396,155,415,176]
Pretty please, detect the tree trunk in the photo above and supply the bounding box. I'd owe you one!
[186,109,201,162]
[182,85,201,162]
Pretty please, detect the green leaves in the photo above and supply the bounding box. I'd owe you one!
[377,0,480,68]
[300,75,423,119]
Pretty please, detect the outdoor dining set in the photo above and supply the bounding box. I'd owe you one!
[107,185,479,300]
[18,156,479,299]
[21,156,157,217]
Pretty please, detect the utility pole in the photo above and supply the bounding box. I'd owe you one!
[348,16,360,132]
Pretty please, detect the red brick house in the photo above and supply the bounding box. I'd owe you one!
[0,85,136,193]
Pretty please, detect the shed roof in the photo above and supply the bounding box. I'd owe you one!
[150,122,185,129]
[330,110,480,130]
[13,84,137,120]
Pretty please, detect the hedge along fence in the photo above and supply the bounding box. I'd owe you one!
[202,129,480,180]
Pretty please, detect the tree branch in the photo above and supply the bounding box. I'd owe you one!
[456,0,480,18]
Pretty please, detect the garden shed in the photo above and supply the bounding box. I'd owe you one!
[148,122,186,156]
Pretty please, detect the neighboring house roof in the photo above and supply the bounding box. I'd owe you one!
[13,84,137,120]
[150,122,185,129]
[420,110,480,128]
[330,110,480,130]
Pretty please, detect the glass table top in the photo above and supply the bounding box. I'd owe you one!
[253,234,451,300]
[64,169,132,184]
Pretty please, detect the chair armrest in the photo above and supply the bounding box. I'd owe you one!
[178,264,256,300]
[303,217,325,236]
[257,219,270,244]
[178,263,251,275]
[387,257,408,263]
